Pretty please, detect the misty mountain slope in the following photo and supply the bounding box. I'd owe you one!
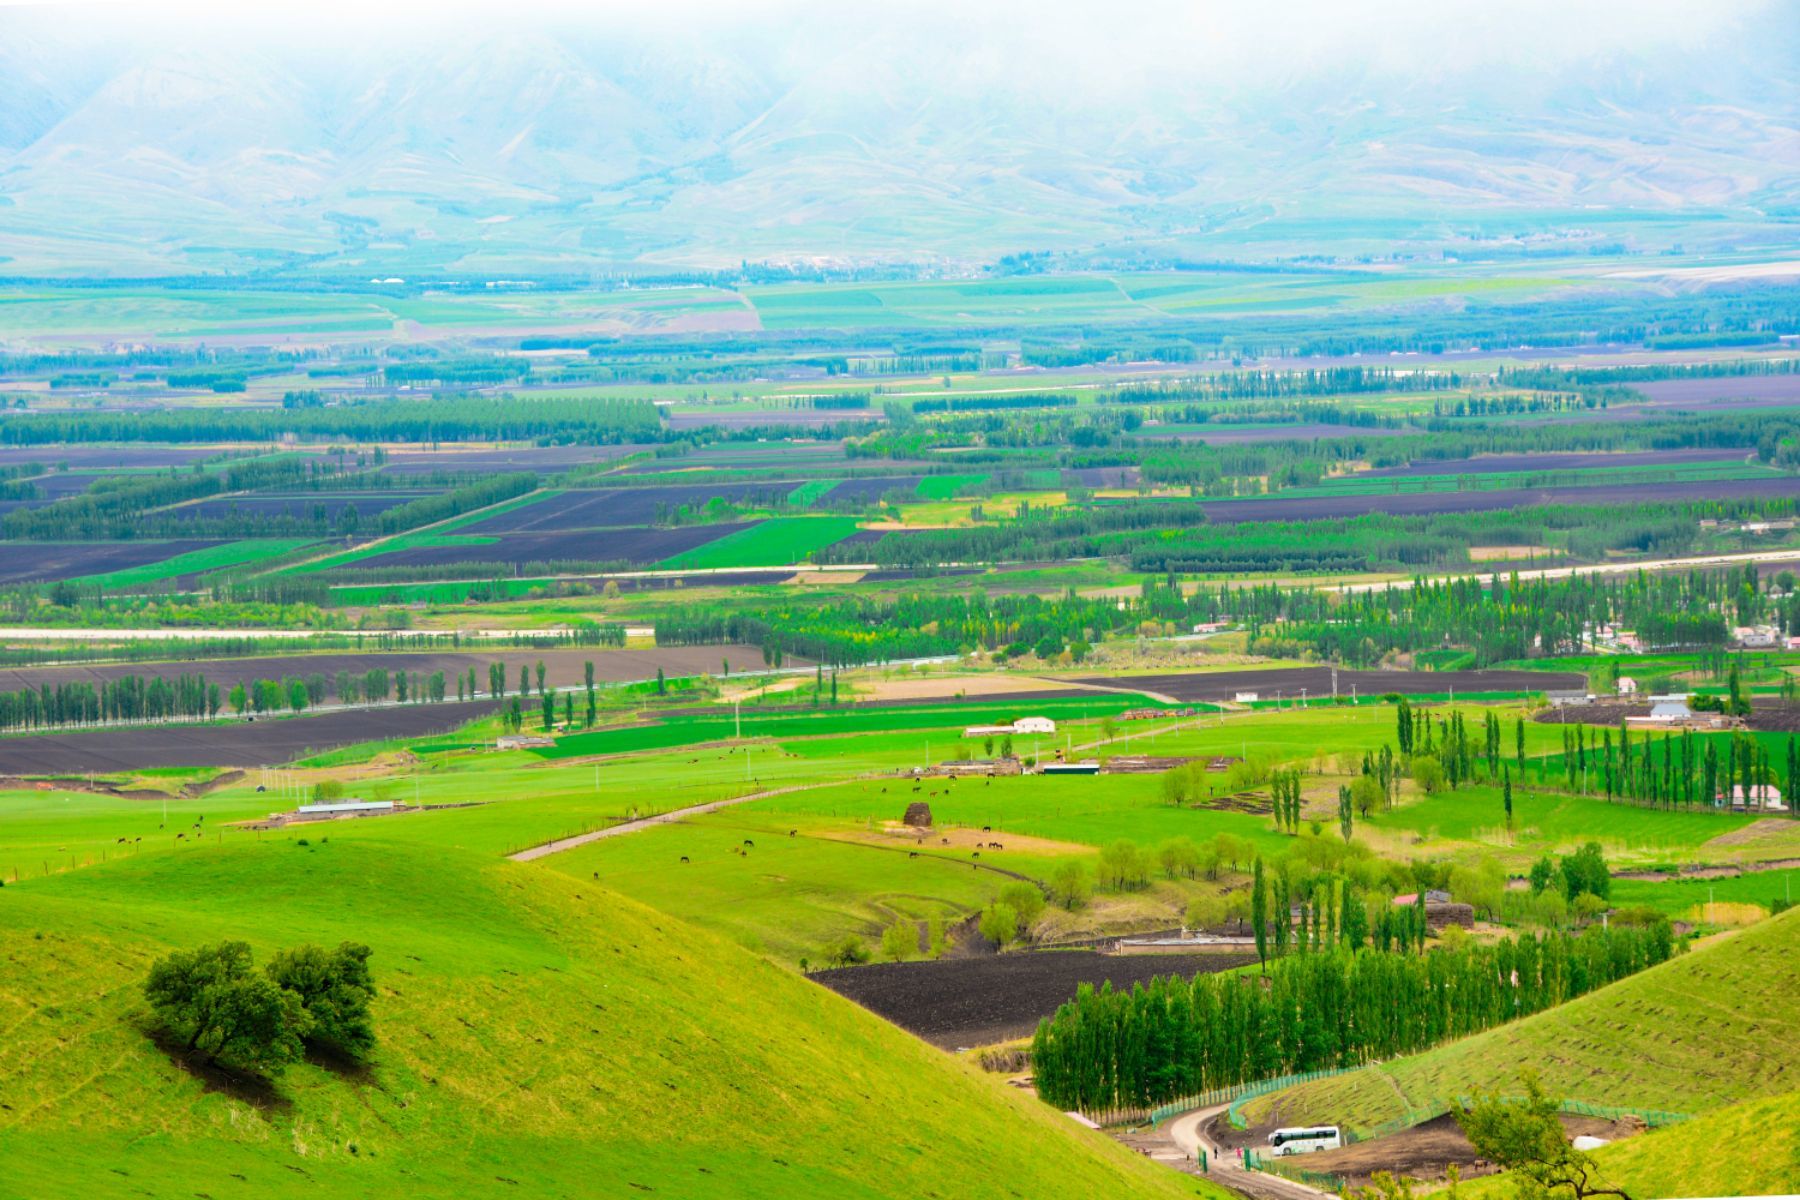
[0,2,1794,273]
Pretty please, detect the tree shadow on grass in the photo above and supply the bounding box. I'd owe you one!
[304,1041,375,1085]
[142,1022,292,1115]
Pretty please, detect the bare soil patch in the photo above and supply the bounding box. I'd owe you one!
[1212,1112,1641,1190]
[0,643,773,695]
[0,540,227,586]
[813,950,1256,1049]
[1470,545,1554,562]
[0,699,502,774]
[861,673,1081,702]
[1198,477,1800,524]
[1363,448,1748,477]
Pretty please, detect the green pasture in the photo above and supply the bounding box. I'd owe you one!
[915,473,989,500]
[546,815,1016,961]
[657,516,865,569]
[0,830,1209,1200]
[535,695,1159,760]
[1365,784,1759,863]
[1612,867,1800,916]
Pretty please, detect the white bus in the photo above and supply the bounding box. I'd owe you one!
[1267,1126,1342,1156]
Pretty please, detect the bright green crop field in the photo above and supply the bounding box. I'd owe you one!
[657,516,865,568]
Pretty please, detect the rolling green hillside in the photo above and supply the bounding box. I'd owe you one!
[1245,909,1800,1132]
[0,839,1220,1200]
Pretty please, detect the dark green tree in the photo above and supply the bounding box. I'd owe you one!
[143,941,308,1075]
[264,942,377,1060]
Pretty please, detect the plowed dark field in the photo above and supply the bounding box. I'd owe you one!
[1361,448,1748,477]
[0,699,502,773]
[354,524,743,568]
[1200,476,1800,523]
[665,409,880,429]
[1636,375,1800,405]
[379,445,646,475]
[0,540,225,585]
[814,950,1254,1048]
[1161,423,1407,445]
[822,476,922,503]
[0,643,776,696]
[462,485,802,531]
[0,447,222,470]
[170,491,439,520]
[1074,666,1582,702]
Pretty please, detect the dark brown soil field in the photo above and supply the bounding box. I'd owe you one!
[813,950,1255,1049]
[1636,375,1800,405]
[0,644,776,695]
[1074,667,1583,703]
[25,473,111,499]
[169,491,441,520]
[0,447,223,470]
[379,445,646,475]
[0,539,227,585]
[1362,448,1749,477]
[1161,423,1408,445]
[617,442,861,473]
[1064,466,1142,488]
[0,699,503,773]
[1210,1112,1639,1189]
[462,485,803,532]
[1200,476,1800,523]
[666,409,881,429]
[353,524,744,568]
[821,476,923,503]
[1747,702,1800,733]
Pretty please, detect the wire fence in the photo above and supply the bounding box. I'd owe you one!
[1077,1065,1364,1129]
[1347,1094,1692,1143]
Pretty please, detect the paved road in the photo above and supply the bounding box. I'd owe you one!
[1161,1104,1333,1200]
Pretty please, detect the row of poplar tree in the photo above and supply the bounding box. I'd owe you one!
[1031,921,1674,1113]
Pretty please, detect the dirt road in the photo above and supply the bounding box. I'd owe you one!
[506,781,825,861]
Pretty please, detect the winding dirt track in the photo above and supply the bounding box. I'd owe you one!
[1162,1104,1332,1200]
[507,782,823,861]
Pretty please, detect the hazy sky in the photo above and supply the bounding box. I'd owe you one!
[0,0,1782,77]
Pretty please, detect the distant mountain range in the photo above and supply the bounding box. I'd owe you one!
[1,3,1795,276]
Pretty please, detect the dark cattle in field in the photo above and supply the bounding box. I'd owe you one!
[743,839,754,848]
[680,856,689,864]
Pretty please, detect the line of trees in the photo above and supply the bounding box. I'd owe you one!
[1031,922,1675,1113]
[0,655,631,731]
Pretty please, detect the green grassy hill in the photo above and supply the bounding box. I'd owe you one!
[1245,909,1800,1132]
[1583,1089,1800,1197]
[1456,1088,1800,1200]
[0,838,1220,1200]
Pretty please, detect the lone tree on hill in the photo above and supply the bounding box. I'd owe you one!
[1456,1072,1631,1200]
[143,941,308,1075]
[264,941,377,1060]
